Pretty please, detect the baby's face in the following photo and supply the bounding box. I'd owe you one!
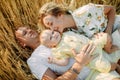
[40,30,61,47]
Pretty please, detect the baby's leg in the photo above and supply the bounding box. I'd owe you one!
[112,78,120,80]
[48,57,69,66]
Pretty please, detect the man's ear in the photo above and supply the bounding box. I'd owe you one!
[17,37,26,47]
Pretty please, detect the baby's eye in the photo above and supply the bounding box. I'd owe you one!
[50,36,52,40]
[52,31,54,34]
[50,22,53,26]
[47,22,53,27]
[23,31,27,36]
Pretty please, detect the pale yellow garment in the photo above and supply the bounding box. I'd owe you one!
[86,30,120,80]
[86,69,120,80]
[52,31,112,73]
[52,31,89,59]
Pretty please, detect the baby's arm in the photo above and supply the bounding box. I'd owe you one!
[88,55,118,73]
[92,32,107,48]
[48,57,70,66]
[50,47,73,66]
[88,56,111,73]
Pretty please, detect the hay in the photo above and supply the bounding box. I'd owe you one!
[0,0,120,80]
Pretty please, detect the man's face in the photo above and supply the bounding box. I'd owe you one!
[15,27,39,47]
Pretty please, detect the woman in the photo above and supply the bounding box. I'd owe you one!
[15,26,96,80]
[38,2,120,53]
[37,2,120,79]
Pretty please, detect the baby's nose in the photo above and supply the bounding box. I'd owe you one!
[54,27,58,31]
[50,27,54,31]
[51,26,58,31]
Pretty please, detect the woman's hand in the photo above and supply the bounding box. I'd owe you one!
[103,33,113,53]
[104,33,119,53]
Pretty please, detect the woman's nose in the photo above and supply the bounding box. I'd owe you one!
[50,26,58,31]
[54,27,58,31]
[50,27,54,31]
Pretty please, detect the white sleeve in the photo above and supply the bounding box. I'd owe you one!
[27,45,77,80]
[27,57,48,80]
[27,45,52,80]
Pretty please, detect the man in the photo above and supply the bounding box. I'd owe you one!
[15,26,95,80]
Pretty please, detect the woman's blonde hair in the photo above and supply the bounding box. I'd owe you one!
[38,2,70,28]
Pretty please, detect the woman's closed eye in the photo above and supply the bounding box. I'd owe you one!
[47,22,53,27]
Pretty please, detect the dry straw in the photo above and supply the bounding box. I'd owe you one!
[0,0,120,80]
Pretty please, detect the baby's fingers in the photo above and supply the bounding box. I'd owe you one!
[48,57,53,63]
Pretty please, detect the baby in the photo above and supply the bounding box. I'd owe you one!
[40,29,120,73]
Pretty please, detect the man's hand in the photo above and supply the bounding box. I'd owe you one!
[72,43,96,66]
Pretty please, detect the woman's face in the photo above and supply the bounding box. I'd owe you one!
[15,27,39,47]
[43,14,64,33]
[40,30,61,47]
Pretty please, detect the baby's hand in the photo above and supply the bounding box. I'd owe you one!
[48,57,54,64]
[93,32,107,48]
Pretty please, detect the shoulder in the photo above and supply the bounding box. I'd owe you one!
[27,45,51,68]
[33,45,51,55]
[27,45,52,62]
[73,3,103,16]
[63,31,89,41]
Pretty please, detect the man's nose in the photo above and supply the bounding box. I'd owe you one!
[27,29,33,33]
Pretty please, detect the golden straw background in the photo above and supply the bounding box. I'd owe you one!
[0,0,120,80]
